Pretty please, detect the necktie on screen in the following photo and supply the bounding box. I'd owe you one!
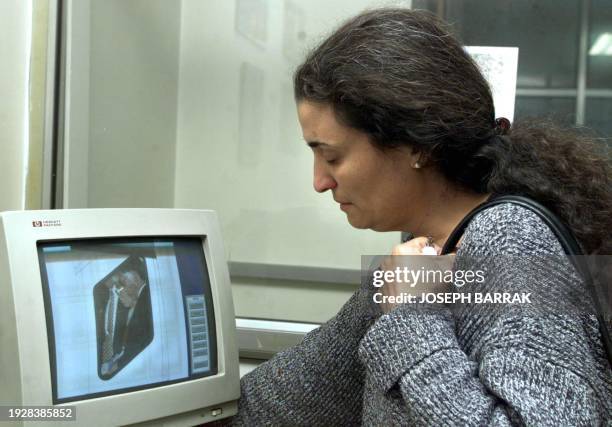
[102,287,119,363]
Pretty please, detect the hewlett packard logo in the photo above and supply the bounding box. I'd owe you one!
[32,220,62,227]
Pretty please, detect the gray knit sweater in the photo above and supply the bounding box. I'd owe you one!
[224,203,612,426]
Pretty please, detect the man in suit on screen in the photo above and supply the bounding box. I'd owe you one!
[94,256,154,380]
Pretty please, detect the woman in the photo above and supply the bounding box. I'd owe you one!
[224,8,612,425]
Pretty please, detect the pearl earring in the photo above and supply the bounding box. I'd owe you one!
[413,162,421,169]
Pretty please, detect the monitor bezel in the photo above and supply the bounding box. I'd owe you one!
[0,209,239,426]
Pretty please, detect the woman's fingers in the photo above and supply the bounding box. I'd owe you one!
[391,236,431,256]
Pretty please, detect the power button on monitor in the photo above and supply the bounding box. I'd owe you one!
[211,408,223,417]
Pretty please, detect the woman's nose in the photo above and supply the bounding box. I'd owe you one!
[313,161,337,193]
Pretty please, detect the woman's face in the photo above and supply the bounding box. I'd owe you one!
[297,101,431,232]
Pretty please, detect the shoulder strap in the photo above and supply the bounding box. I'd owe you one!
[441,195,583,257]
[440,194,612,366]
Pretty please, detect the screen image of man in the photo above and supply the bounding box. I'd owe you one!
[94,256,154,380]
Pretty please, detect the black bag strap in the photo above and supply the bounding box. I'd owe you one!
[440,194,612,366]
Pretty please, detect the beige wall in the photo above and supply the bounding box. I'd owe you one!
[62,0,182,208]
[0,2,30,212]
[87,0,181,208]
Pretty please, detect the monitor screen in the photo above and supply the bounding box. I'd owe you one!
[37,237,217,404]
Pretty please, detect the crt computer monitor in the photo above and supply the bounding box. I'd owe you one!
[0,209,239,426]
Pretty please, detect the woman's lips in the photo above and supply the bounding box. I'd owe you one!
[339,202,351,211]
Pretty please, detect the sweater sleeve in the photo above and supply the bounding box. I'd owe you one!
[358,204,611,426]
[223,281,379,426]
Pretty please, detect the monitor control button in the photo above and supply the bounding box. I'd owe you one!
[211,408,223,417]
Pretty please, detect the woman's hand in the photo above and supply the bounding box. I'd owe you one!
[389,236,440,257]
[378,237,452,313]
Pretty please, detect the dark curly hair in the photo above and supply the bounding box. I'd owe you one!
[294,8,612,255]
